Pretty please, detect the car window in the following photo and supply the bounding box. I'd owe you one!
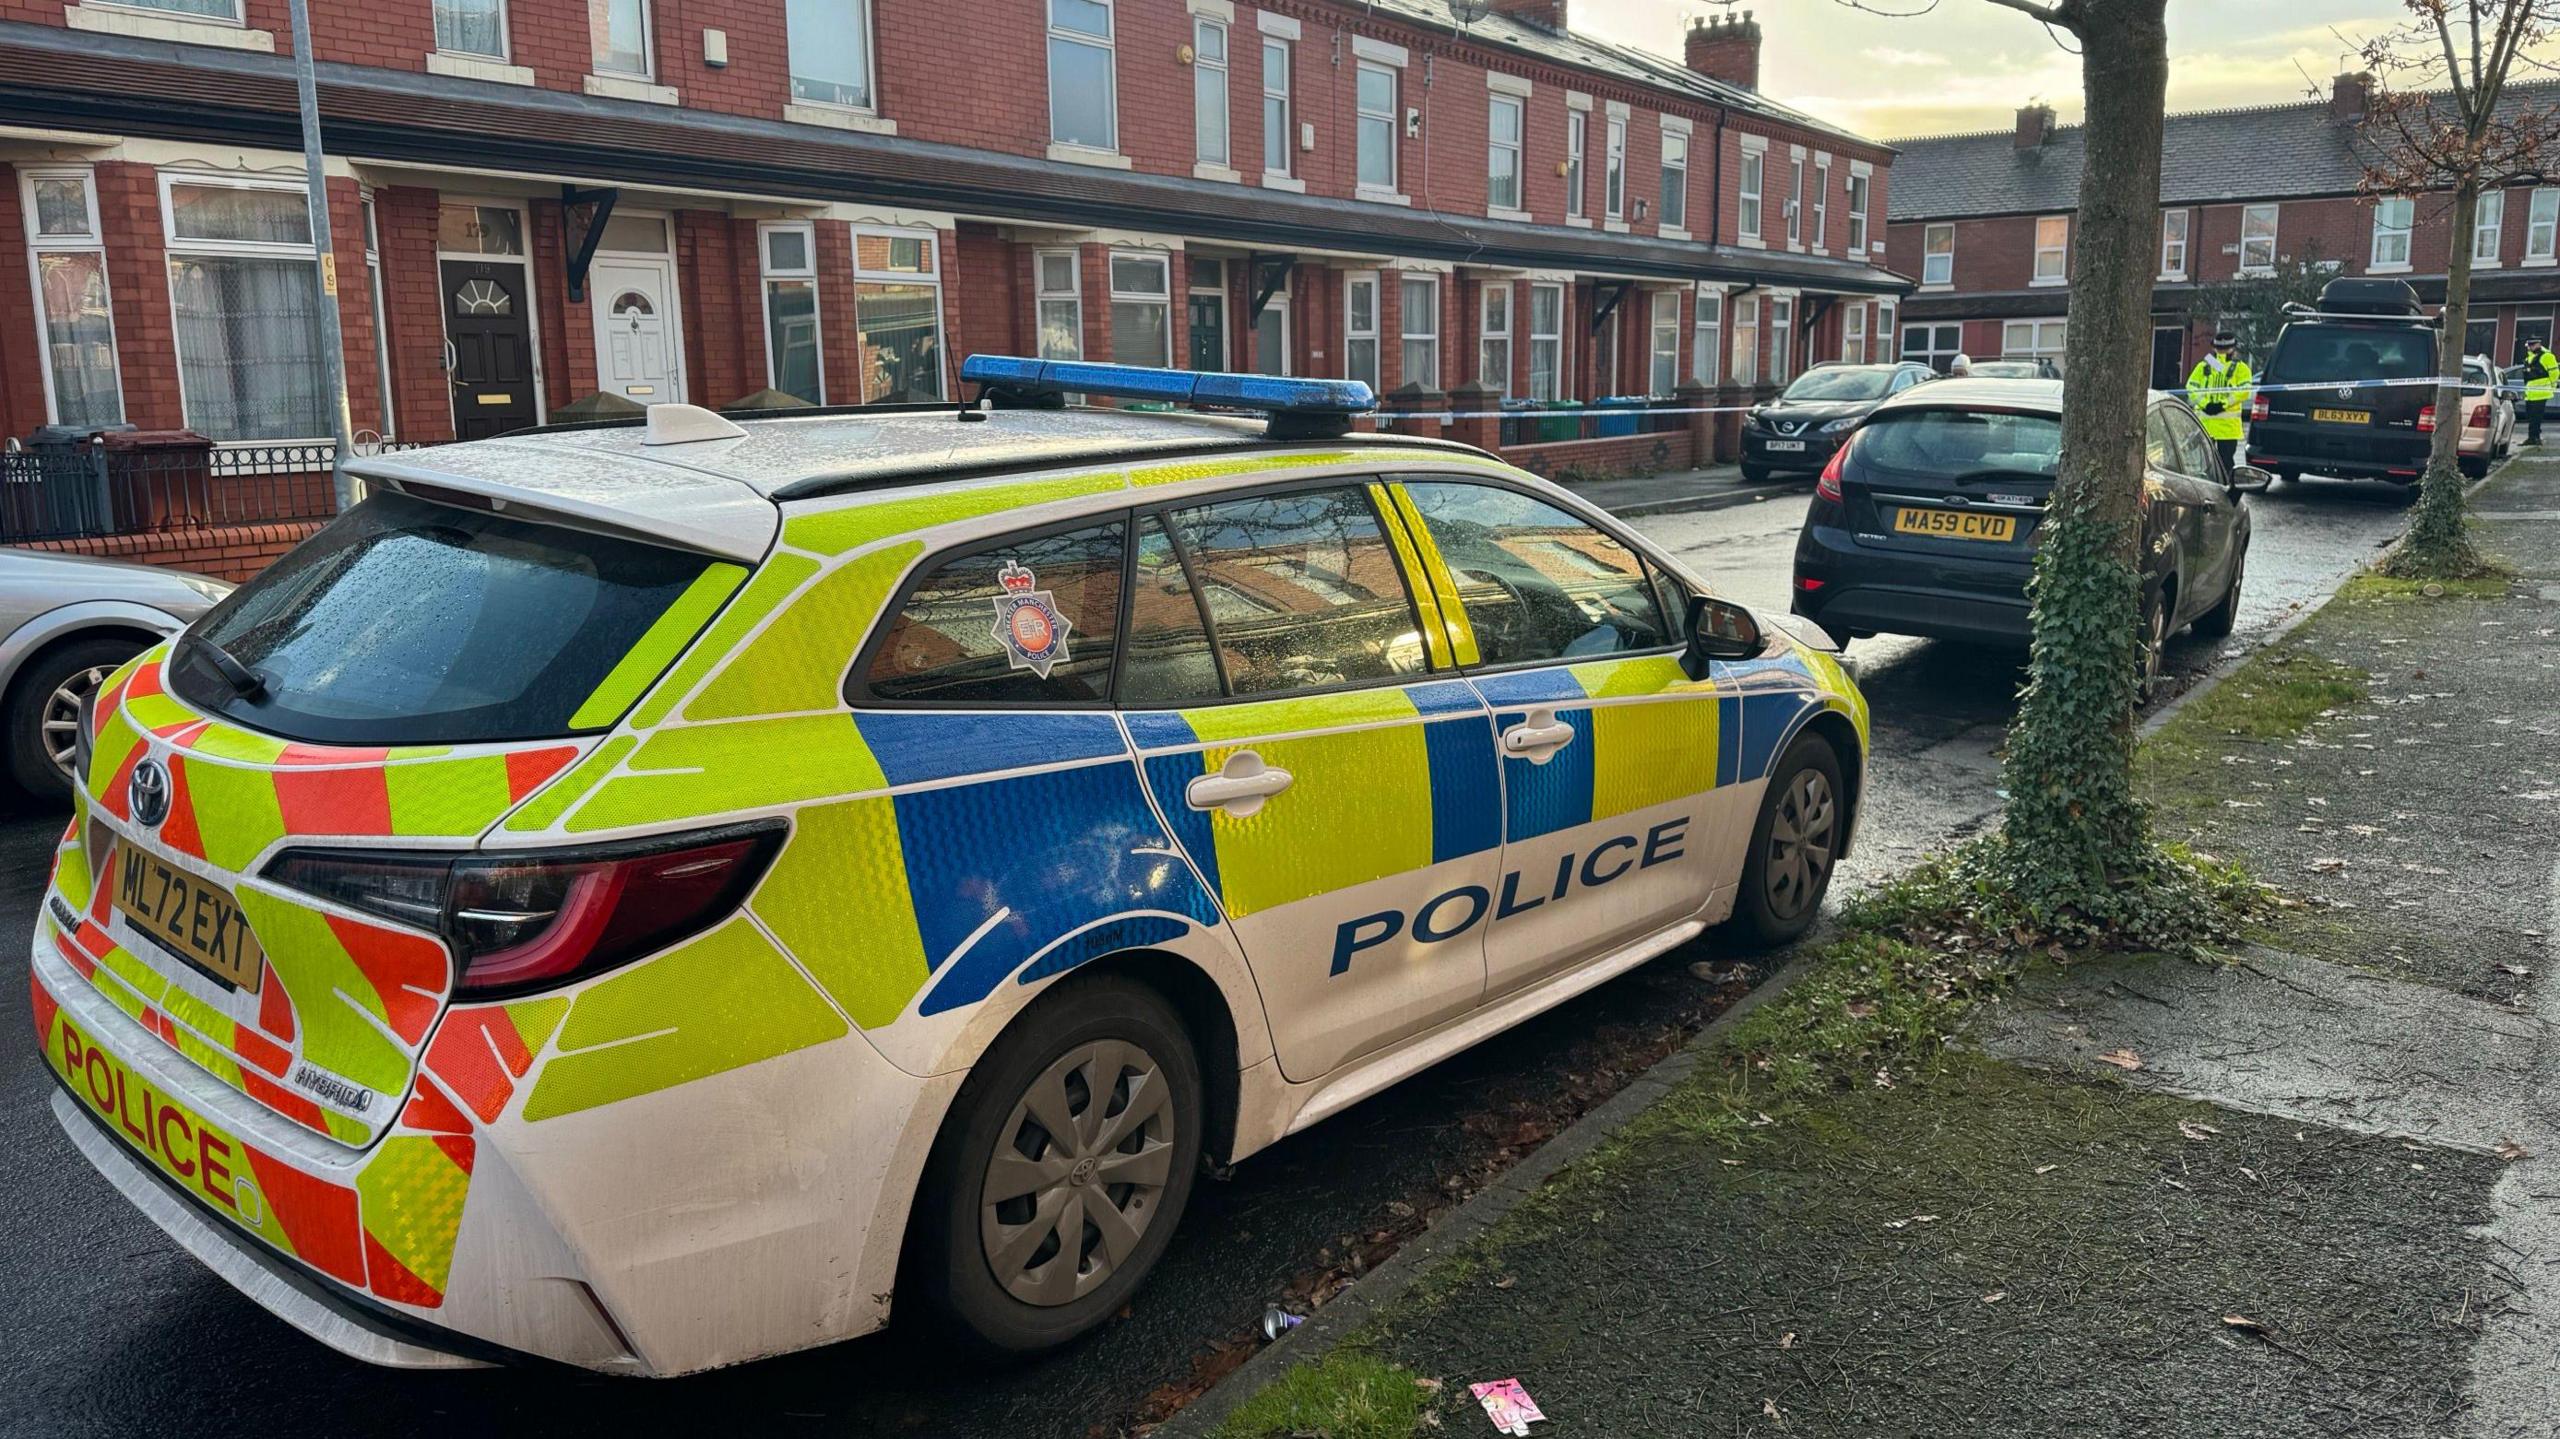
[864,519,1124,705]
[1398,480,1671,668]
[1119,513,1222,705]
[2163,406,2217,478]
[1781,368,1893,402]
[2144,408,2176,470]
[2270,325,2432,384]
[169,490,721,745]
[1155,485,1430,699]
[1857,409,2061,480]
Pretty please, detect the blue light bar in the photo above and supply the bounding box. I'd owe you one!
[960,355,1375,416]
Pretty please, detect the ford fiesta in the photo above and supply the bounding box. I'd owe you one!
[32,359,1866,1376]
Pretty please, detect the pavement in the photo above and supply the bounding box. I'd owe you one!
[0,465,2421,1437]
[1181,459,2558,1438]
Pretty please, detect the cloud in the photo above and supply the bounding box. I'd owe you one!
[1861,46,1949,67]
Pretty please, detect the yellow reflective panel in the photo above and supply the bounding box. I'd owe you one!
[1385,486,1480,667]
[685,542,922,721]
[1127,451,1362,487]
[383,754,514,837]
[567,715,888,832]
[785,473,1130,556]
[569,562,747,731]
[749,795,931,1029]
[631,553,822,730]
[504,734,634,833]
[1569,656,1720,822]
[1204,723,1436,917]
[1178,685,1422,745]
[356,1135,472,1292]
[1370,483,1452,670]
[180,759,288,872]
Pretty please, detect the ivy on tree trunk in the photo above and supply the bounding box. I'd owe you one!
[2389,179,2488,576]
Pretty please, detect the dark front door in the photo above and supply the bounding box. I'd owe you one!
[2150,326,2186,390]
[442,259,536,440]
[1188,292,1226,371]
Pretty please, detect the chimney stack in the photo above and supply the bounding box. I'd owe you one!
[1685,10,1762,92]
[1489,0,1568,34]
[2330,70,2372,124]
[2014,102,2055,150]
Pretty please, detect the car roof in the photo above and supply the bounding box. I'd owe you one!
[1872,377,2066,415]
[347,406,1479,561]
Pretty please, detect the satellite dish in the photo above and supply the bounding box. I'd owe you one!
[1447,0,1494,26]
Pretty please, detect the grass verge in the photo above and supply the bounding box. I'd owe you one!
[1212,1350,1435,1439]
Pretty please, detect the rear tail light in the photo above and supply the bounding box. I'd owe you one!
[2470,403,2489,427]
[2417,403,2436,433]
[267,823,786,997]
[1794,575,1826,592]
[1815,443,1848,502]
[2247,394,2268,422]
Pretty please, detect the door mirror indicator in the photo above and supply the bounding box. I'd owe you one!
[1681,594,1763,677]
[2228,464,2275,494]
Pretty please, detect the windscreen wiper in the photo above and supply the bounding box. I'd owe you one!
[183,635,267,701]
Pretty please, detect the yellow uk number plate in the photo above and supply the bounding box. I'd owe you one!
[1893,508,2016,542]
[113,840,264,991]
[2311,407,2370,424]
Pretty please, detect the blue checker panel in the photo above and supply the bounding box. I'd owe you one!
[1739,692,1814,782]
[1472,667,1589,708]
[855,710,1127,787]
[1717,695,1746,789]
[1495,705,1595,842]
[1141,750,1221,897]
[1422,713,1501,863]
[903,761,1222,1017]
[1404,679,1483,716]
[1122,710,1198,752]
[1015,915,1195,988]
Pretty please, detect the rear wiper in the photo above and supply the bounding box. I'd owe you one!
[1947,468,2056,486]
[183,635,266,701]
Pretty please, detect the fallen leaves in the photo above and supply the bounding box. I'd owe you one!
[2497,1138,2532,1162]
[1778,1332,1797,1350]
[2034,1163,2060,1175]
[2096,1048,2145,1071]
[2178,1120,2221,1142]
[1981,1290,2007,1304]
[2222,1313,2267,1336]
[2306,856,2348,874]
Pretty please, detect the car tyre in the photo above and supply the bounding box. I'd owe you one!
[1728,733,1847,949]
[2192,549,2243,640]
[905,975,1203,1357]
[5,635,143,803]
[2136,586,2170,701]
[1739,461,1771,485]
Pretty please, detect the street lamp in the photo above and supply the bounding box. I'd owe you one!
[287,0,356,510]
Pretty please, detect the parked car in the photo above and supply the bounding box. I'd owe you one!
[2246,276,2435,485]
[1791,377,2266,692]
[1963,358,2060,380]
[2456,354,2516,477]
[0,548,227,801]
[1739,361,1937,483]
[35,358,1868,1375]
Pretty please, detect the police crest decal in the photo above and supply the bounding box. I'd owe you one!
[988,560,1072,678]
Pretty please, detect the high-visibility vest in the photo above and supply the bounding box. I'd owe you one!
[2528,349,2558,402]
[2186,354,2252,440]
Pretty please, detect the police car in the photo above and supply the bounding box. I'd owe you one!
[31,358,1868,1376]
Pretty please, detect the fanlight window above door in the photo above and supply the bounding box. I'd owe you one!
[453,278,512,315]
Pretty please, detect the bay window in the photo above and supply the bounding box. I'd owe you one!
[1479,282,1512,394]
[1731,295,1759,387]
[21,167,123,430]
[1036,250,1082,361]
[1344,272,1380,390]
[1691,286,1721,386]
[1527,281,1563,400]
[1843,302,1866,364]
[1769,296,1794,383]
[853,228,945,402]
[761,223,823,403]
[165,178,331,441]
[1648,290,1680,395]
[1400,273,1440,391]
[1108,251,1171,368]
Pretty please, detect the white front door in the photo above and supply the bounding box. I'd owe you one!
[592,257,683,403]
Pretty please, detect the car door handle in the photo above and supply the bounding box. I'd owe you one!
[1186,750,1294,817]
[1500,710,1576,763]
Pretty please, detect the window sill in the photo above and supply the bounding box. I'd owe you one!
[67,3,273,50]
[1050,143,1133,170]
[1659,224,1690,242]
[787,102,897,135]
[1259,172,1306,193]
[1357,186,1412,207]
[1603,219,1629,234]
[2472,260,2504,271]
[2029,277,2066,287]
[1194,161,1243,183]
[1738,235,1766,250]
[2157,272,2187,283]
[1565,215,1592,229]
[1917,282,1951,292]
[2523,256,2557,268]
[2366,262,2412,275]
[585,72,679,105]
[1487,205,1532,224]
[427,51,534,86]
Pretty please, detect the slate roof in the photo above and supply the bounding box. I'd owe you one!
[1889,80,2560,222]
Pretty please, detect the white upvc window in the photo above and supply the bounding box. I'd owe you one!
[1604,113,1627,220]
[162,174,331,442]
[1738,143,1765,242]
[1048,0,1118,153]
[21,166,124,431]
[2160,208,2190,278]
[1846,169,1871,252]
[1250,280,1290,375]
[1659,129,1689,231]
[1843,301,1867,364]
[759,222,824,404]
[1344,271,1380,390]
[2370,197,2414,270]
[2530,188,2560,263]
[1107,250,1170,369]
[1399,272,1440,391]
[103,0,246,17]
[2239,203,2278,273]
[851,226,945,402]
[1527,280,1564,400]
[1647,289,1681,395]
[2032,214,2068,284]
[1769,295,1794,383]
[1488,94,1524,213]
[1730,294,1760,387]
[1035,249,1082,361]
[1922,222,1954,286]
[1786,152,1804,247]
[593,0,651,78]
[1194,15,1230,168]
[1260,37,1292,178]
[1690,285,1721,385]
[2002,317,2068,364]
[2476,188,2507,266]
[434,0,506,58]
[1565,110,1588,221]
[1356,61,1399,194]
[1811,156,1829,250]
[786,0,876,111]
[1478,281,1512,394]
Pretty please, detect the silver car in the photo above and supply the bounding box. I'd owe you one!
[0,549,229,800]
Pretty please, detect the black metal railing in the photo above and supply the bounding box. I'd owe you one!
[0,439,433,545]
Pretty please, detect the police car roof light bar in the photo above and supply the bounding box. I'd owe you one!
[960,355,1377,440]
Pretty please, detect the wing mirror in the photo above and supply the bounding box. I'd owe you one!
[2228,464,2275,494]
[1681,594,1764,678]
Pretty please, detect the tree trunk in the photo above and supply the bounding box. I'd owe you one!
[2393,175,2485,575]
[1992,0,2169,910]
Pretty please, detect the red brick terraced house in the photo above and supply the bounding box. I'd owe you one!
[1887,75,2560,390]
[0,0,1902,577]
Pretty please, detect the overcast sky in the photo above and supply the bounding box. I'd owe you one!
[1569,0,2445,139]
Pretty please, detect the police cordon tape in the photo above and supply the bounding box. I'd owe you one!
[1375,373,2513,421]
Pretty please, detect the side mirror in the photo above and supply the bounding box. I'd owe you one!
[1681,594,1764,678]
[2228,464,2274,494]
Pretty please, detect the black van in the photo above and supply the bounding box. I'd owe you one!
[2247,277,2436,485]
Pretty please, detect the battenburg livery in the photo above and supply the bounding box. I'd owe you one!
[29,359,1868,1375]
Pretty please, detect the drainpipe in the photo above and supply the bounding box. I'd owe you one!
[1708,108,1726,257]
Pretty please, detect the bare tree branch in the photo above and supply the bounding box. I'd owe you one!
[1979,0,2071,29]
